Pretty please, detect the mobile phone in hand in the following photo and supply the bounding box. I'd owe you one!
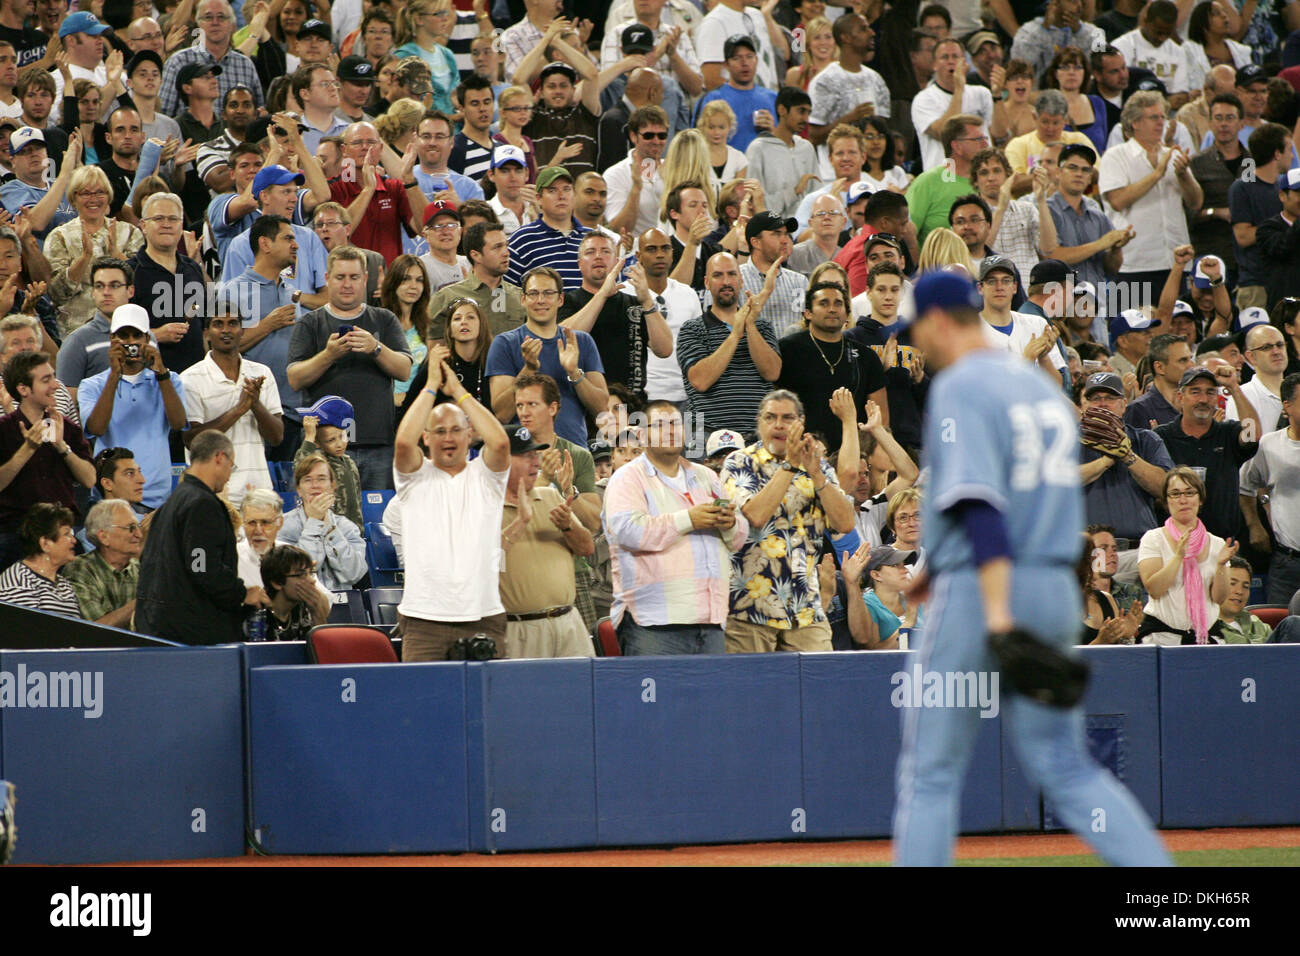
[337,324,354,336]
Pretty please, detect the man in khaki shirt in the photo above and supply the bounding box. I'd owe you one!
[499,423,596,659]
[427,221,527,339]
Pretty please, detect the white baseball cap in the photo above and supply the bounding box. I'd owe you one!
[110,303,150,335]
[491,144,527,169]
[1238,306,1270,331]
[9,126,44,153]
[706,429,745,458]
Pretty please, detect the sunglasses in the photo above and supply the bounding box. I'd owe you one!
[637,130,668,140]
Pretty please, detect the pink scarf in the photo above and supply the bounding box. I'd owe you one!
[1165,518,1210,644]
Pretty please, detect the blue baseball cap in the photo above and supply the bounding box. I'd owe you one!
[252,164,305,198]
[1108,308,1161,347]
[295,396,355,430]
[911,268,983,323]
[59,11,109,37]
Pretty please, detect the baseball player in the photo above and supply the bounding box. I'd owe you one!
[892,270,1171,867]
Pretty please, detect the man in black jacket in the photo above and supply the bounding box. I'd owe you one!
[135,429,269,644]
[1256,167,1300,308]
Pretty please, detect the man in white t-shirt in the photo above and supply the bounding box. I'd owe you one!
[977,255,1066,387]
[696,0,785,91]
[807,12,890,146]
[392,348,512,662]
[630,226,702,406]
[1113,1,1190,109]
[911,37,994,172]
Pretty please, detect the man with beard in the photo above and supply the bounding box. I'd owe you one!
[603,400,748,655]
[559,232,672,398]
[777,281,887,453]
[676,251,782,435]
[573,171,614,239]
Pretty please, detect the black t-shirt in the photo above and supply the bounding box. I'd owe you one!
[558,287,650,395]
[0,24,47,68]
[97,156,135,218]
[670,234,725,291]
[844,317,929,450]
[128,247,209,374]
[775,328,887,452]
[1154,418,1259,540]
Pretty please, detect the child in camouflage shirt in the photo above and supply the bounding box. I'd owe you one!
[295,395,363,528]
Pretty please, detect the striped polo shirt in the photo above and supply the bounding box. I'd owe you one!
[505,217,591,293]
[675,310,779,435]
[448,131,493,181]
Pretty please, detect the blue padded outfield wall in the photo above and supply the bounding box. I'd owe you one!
[3,643,1299,860]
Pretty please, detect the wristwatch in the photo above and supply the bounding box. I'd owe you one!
[1123,450,1137,466]
[291,289,302,304]
[372,342,383,357]
[567,368,586,383]
[779,461,795,473]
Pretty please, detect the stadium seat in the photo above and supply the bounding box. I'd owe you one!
[365,522,403,586]
[171,463,186,488]
[361,489,395,528]
[270,461,295,492]
[328,589,368,625]
[279,491,298,513]
[365,588,404,627]
[595,618,620,657]
[1246,605,1291,629]
[307,625,399,664]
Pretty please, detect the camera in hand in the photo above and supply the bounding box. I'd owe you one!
[124,344,140,358]
[446,633,497,661]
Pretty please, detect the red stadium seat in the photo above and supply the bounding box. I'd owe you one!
[596,618,620,657]
[307,626,399,664]
[1246,605,1290,629]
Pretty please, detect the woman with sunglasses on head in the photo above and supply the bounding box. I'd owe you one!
[380,254,432,407]
[1136,467,1237,645]
[397,297,494,423]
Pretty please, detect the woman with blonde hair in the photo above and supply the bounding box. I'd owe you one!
[785,15,837,91]
[915,227,976,277]
[659,129,717,223]
[45,166,143,336]
[394,0,459,116]
[375,98,425,153]
[493,85,538,182]
[697,100,748,193]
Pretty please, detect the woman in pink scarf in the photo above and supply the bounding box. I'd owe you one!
[1136,467,1237,645]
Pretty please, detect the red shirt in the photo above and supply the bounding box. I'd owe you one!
[834,225,879,298]
[0,409,93,529]
[328,175,414,264]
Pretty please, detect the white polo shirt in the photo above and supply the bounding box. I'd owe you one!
[395,455,510,622]
[488,194,535,237]
[1097,137,1190,273]
[179,353,281,505]
[911,80,994,172]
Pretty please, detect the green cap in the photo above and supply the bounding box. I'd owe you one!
[536,165,574,190]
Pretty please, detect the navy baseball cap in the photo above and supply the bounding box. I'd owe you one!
[1280,168,1300,192]
[621,24,655,54]
[911,269,983,322]
[978,255,1020,283]
[252,164,305,198]
[1108,309,1161,345]
[724,34,758,59]
[588,439,613,461]
[1083,372,1124,397]
[1237,64,1269,87]
[295,395,355,429]
[298,19,332,42]
[745,210,798,243]
[1179,366,1217,388]
[865,546,917,574]
[507,424,550,454]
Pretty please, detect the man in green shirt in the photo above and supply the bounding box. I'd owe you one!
[64,499,141,629]
[1218,556,1272,644]
[427,221,527,339]
[907,113,986,245]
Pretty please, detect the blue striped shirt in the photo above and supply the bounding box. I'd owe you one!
[505,217,591,292]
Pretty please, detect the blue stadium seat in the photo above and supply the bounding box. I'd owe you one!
[270,461,295,492]
[365,522,402,586]
[327,589,368,625]
[279,491,298,513]
[361,489,395,528]
[171,463,186,488]
[364,588,404,626]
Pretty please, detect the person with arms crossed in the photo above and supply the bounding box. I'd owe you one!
[891,269,1171,867]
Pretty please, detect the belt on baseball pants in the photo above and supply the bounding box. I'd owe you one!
[507,605,574,622]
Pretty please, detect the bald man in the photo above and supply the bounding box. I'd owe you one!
[126,17,165,55]
[328,121,421,262]
[598,68,665,173]
[788,194,847,274]
[1178,63,1237,148]
[630,227,703,407]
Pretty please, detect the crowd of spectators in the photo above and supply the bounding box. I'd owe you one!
[4,0,1300,655]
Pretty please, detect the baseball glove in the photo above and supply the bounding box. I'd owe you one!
[1079,406,1132,460]
[989,628,1090,708]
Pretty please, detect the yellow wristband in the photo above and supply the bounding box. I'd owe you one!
[456,392,471,405]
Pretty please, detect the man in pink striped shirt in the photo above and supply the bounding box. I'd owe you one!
[602,400,749,655]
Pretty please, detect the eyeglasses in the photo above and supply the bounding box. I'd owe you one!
[144,215,183,224]
[314,220,345,229]
[346,139,382,148]
[427,221,460,231]
[420,132,453,141]
[111,523,142,534]
[810,210,844,220]
[314,80,341,89]
[1248,342,1286,352]
[502,105,533,113]
[93,281,128,291]
[951,216,986,227]
[955,134,989,142]
[637,130,669,140]
[1167,489,1199,499]
[197,13,232,22]
[77,189,110,199]
[523,290,561,300]
[894,513,921,524]
[134,31,163,42]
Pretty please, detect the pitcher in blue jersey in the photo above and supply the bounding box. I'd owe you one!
[892,269,1171,867]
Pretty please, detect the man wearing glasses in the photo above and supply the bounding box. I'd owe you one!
[160,0,265,118]
[412,112,485,208]
[292,64,349,155]
[64,499,142,629]
[1048,143,1130,304]
[1234,319,1289,433]
[904,114,983,245]
[604,106,670,238]
[129,192,209,376]
[328,121,422,264]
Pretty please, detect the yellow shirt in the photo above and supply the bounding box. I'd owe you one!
[1004,129,1095,174]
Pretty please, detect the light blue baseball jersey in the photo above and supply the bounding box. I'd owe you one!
[921,349,1084,575]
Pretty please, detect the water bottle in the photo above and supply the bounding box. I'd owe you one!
[246,609,269,642]
[898,627,911,651]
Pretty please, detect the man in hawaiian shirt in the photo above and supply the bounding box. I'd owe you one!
[721,388,856,652]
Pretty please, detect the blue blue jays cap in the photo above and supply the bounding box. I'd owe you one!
[60,11,109,37]
[1108,308,1161,346]
[910,268,983,323]
[295,396,354,430]
[252,164,305,198]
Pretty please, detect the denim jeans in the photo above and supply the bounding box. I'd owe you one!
[348,444,395,490]
[618,616,725,656]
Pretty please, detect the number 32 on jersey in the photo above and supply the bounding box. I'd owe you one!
[1008,402,1077,491]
